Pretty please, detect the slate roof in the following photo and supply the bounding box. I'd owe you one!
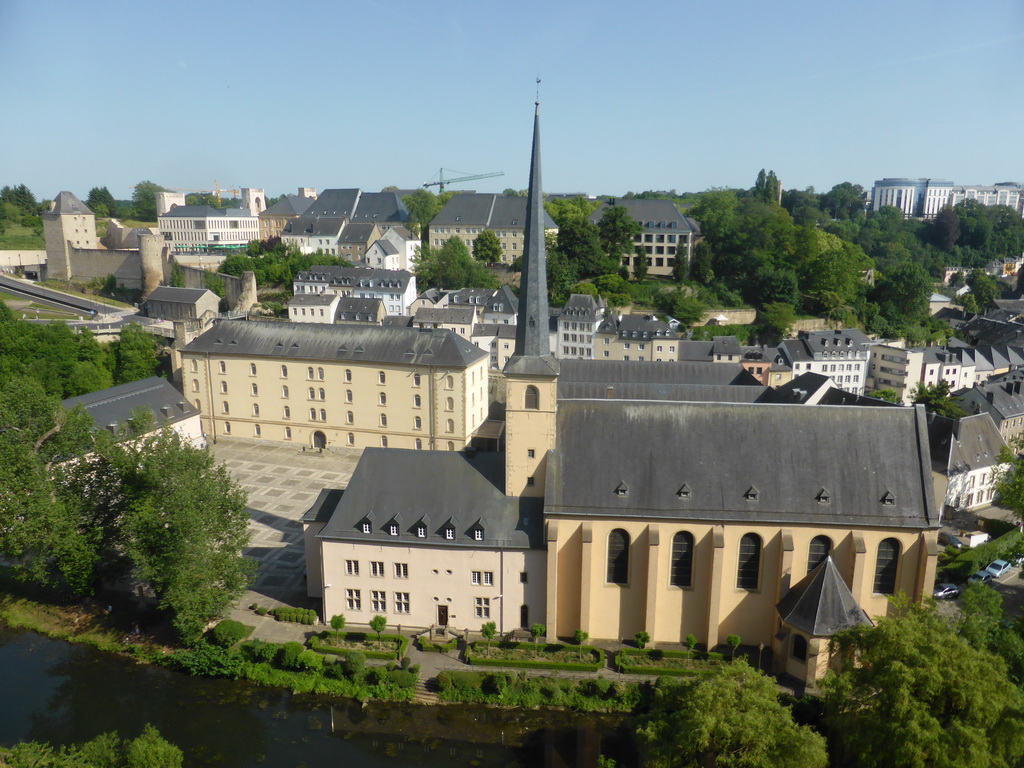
[181,319,487,368]
[776,557,871,636]
[262,195,315,217]
[958,378,1024,423]
[62,377,199,431]
[961,316,1024,347]
[294,266,412,291]
[335,298,385,322]
[560,293,604,322]
[415,306,476,325]
[315,449,543,549]
[545,400,937,529]
[281,217,345,237]
[337,223,380,245]
[586,198,697,233]
[486,285,518,316]
[145,286,216,304]
[778,329,872,363]
[557,360,760,399]
[160,206,253,218]
[927,412,1005,473]
[47,191,93,216]
[473,323,517,339]
[430,193,557,230]
[288,293,338,307]
[556,382,767,403]
[597,314,678,340]
[381,315,413,327]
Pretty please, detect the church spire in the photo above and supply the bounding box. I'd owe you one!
[505,103,559,377]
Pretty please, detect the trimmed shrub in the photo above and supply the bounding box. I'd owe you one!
[388,669,417,689]
[256,606,268,616]
[241,639,279,663]
[466,644,604,672]
[297,650,324,672]
[278,641,305,670]
[417,635,458,653]
[343,651,366,677]
[209,619,254,648]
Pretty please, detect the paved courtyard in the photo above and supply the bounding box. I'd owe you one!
[209,437,361,609]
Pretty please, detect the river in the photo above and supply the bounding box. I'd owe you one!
[0,626,631,767]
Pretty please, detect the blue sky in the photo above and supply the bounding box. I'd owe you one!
[2,0,1021,203]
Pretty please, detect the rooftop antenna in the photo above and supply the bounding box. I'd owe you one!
[535,76,541,106]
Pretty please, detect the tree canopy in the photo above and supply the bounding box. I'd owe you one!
[472,229,503,263]
[130,181,165,222]
[414,238,496,290]
[0,725,183,768]
[596,204,642,262]
[635,661,827,768]
[821,598,1024,768]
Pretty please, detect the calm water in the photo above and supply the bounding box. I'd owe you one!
[0,626,630,767]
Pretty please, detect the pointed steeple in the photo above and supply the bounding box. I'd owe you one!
[504,104,559,377]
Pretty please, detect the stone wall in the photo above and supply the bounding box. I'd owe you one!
[791,317,833,333]
[174,264,256,313]
[699,308,757,326]
[0,250,46,268]
[62,248,144,289]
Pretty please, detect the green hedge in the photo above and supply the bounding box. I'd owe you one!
[417,635,458,653]
[937,529,1024,583]
[615,648,724,676]
[269,606,318,625]
[466,642,604,672]
[309,631,409,660]
[208,619,254,648]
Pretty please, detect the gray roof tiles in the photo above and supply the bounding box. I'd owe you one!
[546,400,937,529]
[776,557,871,636]
[47,191,93,216]
[62,377,199,431]
[145,286,216,304]
[181,319,487,368]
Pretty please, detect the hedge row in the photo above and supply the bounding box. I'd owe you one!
[617,648,726,662]
[208,620,254,648]
[938,529,1024,583]
[466,644,604,672]
[417,635,458,653]
[615,649,724,677]
[269,607,318,625]
[309,632,410,660]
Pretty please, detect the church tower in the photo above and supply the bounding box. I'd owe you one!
[504,104,559,498]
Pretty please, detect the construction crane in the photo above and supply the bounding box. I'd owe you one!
[167,180,241,204]
[423,169,504,194]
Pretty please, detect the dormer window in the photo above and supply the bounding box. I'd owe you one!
[881,490,896,506]
[360,521,371,534]
[676,483,691,499]
[474,527,484,541]
[744,486,759,501]
[444,526,455,540]
[388,523,399,536]
[816,488,831,505]
[416,525,426,538]
[614,482,629,497]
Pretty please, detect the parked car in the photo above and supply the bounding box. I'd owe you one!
[968,570,994,585]
[985,560,1012,579]
[939,531,966,549]
[933,583,961,599]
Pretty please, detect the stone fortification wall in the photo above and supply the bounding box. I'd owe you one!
[791,317,833,333]
[63,248,144,289]
[699,308,757,326]
[174,264,256,313]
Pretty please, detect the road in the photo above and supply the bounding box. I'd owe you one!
[0,274,114,315]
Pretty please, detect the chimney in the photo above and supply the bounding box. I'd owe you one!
[606,386,615,399]
[177,400,187,412]
[160,405,171,418]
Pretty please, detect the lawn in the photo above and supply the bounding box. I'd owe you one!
[0,223,44,250]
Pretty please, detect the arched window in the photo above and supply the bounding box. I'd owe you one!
[447,441,455,451]
[381,436,388,448]
[249,363,257,375]
[445,397,454,411]
[413,373,421,387]
[445,375,454,390]
[873,538,900,594]
[319,388,326,400]
[222,402,229,414]
[378,371,386,384]
[524,386,539,410]
[308,387,315,399]
[282,385,289,398]
[317,367,324,380]
[344,369,352,383]
[670,531,694,587]
[251,383,258,396]
[379,392,387,405]
[415,438,422,450]
[792,634,807,662]
[283,406,290,419]
[190,359,198,373]
[807,536,832,574]
[307,367,314,379]
[191,379,199,392]
[607,529,630,584]
[737,533,761,589]
[224,421,231,434]
[281,365,288,378]
[284,427,291,439]
[252,404,260,417]
[319,409,326,421]
[446,419,454,433]
[414,394,421,408]
[380,414,388,427]
[414,416,422,430]
[310,408,317,420]
[347,411,353,424]
[347,433,354,445]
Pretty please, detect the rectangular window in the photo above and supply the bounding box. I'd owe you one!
[345,560,359,576]
[474,597,490,618]
[371,590,386,612]
[520,571,528,583]
[472,571,481,585]
[346,589,361,611]
[394,563,408,579]
[370,561,384,577]
[394,592,410,614]
[483,572,493,586]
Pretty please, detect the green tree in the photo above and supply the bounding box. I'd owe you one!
[0,726,183,768]
[635,661,827,768]
[912,381,966,418]
[330,613,346,641]
[556,218,612,279]
[760,302,796,339]
[86,186,118,218]
[635,631,650,649]
[573,628,589,660]
[481,620,497,650]
[125,724,185,768]
[822,181,866,220]
[369,614,387,649]
[130,181,165,222]
[597,205,642,263]
[414,239,496,290]
[930,207,961,250]
[544,195,600,227]
[402,188,440,229]
[871,261,931,326]
[954,292,979,314]
[871,388,902,404]
[726,633,741,659]
[689,240,715,284]
[753,169,781,205]
[111,323,160,385]
[967,268,1000,309]
[821,598,1024,768]
[632,247,648,281]
[530,623,546,643]
[472,229,502,263]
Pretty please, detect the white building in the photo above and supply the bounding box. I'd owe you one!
[556,294,605,359]
[777,329,873,395]
[287,293,341,324]
[871,179,1024,218]
[158,205,259,252]
[293,266,417,316]
[365,227,417,272]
